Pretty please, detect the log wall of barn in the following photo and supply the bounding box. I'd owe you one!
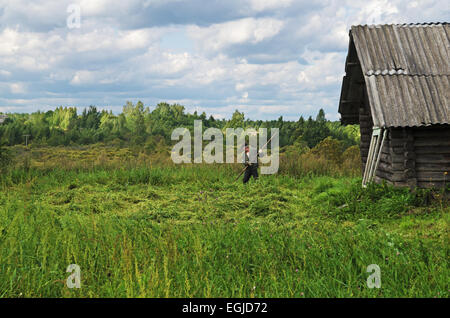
[375,128,413,187]
[374,130,393,184]
[373,125,450,188]
[413,125,450,188]
[354,81,448,189]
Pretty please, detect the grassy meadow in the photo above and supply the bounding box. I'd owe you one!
[0,145,448,298]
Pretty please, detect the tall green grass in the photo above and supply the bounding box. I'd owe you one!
[0,165,448,297]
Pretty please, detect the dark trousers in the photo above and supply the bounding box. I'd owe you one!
[243,165,258,184]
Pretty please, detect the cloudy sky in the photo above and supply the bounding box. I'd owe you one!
[0,0,448,120]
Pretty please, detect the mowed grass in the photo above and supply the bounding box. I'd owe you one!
[0,165,448,298]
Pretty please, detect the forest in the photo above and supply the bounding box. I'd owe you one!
[0,102,359,150]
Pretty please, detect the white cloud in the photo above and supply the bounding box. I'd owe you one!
[359,0,399,24]
[70,70,95,85]
[66,28,161,53]
[146,52,192,75]
[79,0,110,15]
[0,0,446,119]
[297,72,310,84]
[0,28,60,70]
[188,18,284,51]
[248,0,293,12]
[10,83,27,94]
[296,50,345,90]
[0,28,20,56]
[326,112,340,121]
[0,70,12,77]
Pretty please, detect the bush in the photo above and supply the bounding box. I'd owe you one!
[279,137,360,178]
[318,180,446,221]
[311,136,344,164]
[341,145,361,176]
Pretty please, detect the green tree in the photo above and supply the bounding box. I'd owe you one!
[81,106,101,130]
[60,107,78,130]
[225,110,245,129]
[123,101,147,144]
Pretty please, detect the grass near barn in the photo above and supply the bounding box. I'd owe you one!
[0,146,448,297]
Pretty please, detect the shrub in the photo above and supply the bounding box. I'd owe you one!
[341,145,361,176]
[311,136,344,164]
[279,137,361,178]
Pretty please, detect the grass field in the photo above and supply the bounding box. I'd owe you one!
[0,147,448,297]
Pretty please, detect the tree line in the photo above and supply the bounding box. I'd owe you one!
[0,101,359,150]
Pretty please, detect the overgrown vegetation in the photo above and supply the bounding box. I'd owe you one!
[0,105,447,298]
[0,144,11,173]
[0,151,448,297]
[6,128,362,178]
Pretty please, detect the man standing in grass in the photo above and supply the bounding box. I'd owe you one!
[243,143,260,184]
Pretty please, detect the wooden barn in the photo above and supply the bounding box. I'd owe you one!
[338,23,449,188]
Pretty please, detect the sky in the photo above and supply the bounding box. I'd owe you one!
[0,0,448,120]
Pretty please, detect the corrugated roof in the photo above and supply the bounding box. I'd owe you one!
[339,23,450,128]
[351,23,449,76]
[0,115,7,124]
[366,75,449,127]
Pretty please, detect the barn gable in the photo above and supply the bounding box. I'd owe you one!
[339,23,449,128]
[338,23,450,188]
